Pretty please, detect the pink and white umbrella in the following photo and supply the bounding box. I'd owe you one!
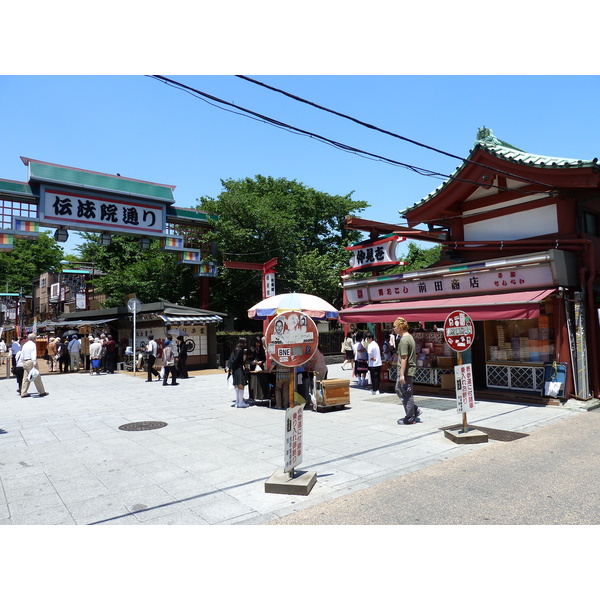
[248,293,339,320]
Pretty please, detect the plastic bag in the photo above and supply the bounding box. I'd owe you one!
[28,367,40,381]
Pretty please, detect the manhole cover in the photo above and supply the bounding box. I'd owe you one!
[440,424,528,442]
[118,421,168,431]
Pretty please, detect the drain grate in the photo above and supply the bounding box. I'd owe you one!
[440,424,529,442]
[118,421,168,431]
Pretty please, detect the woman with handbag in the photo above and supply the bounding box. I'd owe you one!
[161,339,178,386]
[341,333,354,371]
[228,338,249,408]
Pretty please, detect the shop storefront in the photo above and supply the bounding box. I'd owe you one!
[58,301,225,370]
[340,249,576,396]
[341,127,600,402]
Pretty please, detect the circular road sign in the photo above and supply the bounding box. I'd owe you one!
[265,310,319,368]
[443,310,474,353]
[127,298,142,313]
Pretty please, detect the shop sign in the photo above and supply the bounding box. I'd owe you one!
[264,272,276,298]
[75,293,87,310]
[39,187,165,236]
[345,262,556,304]
[284,404,303,472]
[345,235,406,274]
[444,310,474,352]
[265,310,318,367]
[455,363,475,413]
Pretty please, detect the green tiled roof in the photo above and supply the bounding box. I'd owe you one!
[475,126,599,168]
[0,178,36,200]
[402,127,599,216]
[22,157,176,203]
[166,206,219,224]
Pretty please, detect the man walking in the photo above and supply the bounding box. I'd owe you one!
[394,317,421,424]
[176,335,189,379]
[365,332,382,395]
[68,334,81,372]
[20,333,49,398]
[145,334,160,382]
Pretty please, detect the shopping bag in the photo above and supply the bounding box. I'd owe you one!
[28,367,40,381]
[545,380,562,398]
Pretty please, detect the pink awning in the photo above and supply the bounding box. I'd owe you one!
[339,289,556,324]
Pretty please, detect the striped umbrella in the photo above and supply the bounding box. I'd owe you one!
[248,293,339,320]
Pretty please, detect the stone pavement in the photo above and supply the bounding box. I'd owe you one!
[0,362,582,525]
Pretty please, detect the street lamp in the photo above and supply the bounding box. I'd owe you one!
[99,233,112,246]
[54,227,69,242]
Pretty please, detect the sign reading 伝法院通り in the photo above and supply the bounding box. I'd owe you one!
[40,187,165,236]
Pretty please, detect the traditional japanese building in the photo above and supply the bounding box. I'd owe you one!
[340,127,600,403]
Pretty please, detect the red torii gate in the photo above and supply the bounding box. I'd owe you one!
[222,257,278,335]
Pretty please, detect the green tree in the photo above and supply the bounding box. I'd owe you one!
[396,241,442,272]
[0,231,64,294]
[75,233,200,308]
[197,175,369,325]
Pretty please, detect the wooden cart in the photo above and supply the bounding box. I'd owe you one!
[315,378,350,411]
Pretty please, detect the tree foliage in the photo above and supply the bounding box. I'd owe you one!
[396,241,442,272]
[196,175,369,325]
[0,231,64,294]
[75,233,199,308]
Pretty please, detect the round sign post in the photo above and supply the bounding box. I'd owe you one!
[265,310,319,408]
[264,310,318,483]
[127,298,141,375]
[443,310,475,433]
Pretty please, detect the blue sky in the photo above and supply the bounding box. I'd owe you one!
[2,74,599,255]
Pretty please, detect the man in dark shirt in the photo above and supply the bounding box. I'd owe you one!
[105,335,117,374]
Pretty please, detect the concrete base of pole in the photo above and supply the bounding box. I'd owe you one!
[444,427,489,444]
[265,469,317,496]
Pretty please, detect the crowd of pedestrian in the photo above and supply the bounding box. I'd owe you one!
[3,317,427,426]
[339,321,423,425]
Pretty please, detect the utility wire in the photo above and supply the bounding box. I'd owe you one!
[236,75,555,190]
[149,76,548,196]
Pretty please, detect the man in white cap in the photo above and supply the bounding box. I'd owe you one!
[20,333,49,398]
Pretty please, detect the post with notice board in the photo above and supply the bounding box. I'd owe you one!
[264,310,318,495]
[442,310,488,445]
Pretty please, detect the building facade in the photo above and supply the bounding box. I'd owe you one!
[341,128,600,403]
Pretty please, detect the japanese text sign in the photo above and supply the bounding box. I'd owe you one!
[344,263,555,304]
[455,363,475,413]
[40,187,165,236]
[345,235,405,274]
[444,310,474,352]
[284,404,304,472]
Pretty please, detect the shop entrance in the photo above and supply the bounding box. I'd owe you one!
[471,321,487,390]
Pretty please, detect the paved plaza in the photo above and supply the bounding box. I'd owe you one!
[0,362,583,525]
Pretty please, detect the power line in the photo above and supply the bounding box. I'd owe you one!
[148,76,546,196]
[235,75,555,190]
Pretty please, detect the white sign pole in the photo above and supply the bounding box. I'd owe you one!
[127,298,141,376]
[133,308,137,375]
